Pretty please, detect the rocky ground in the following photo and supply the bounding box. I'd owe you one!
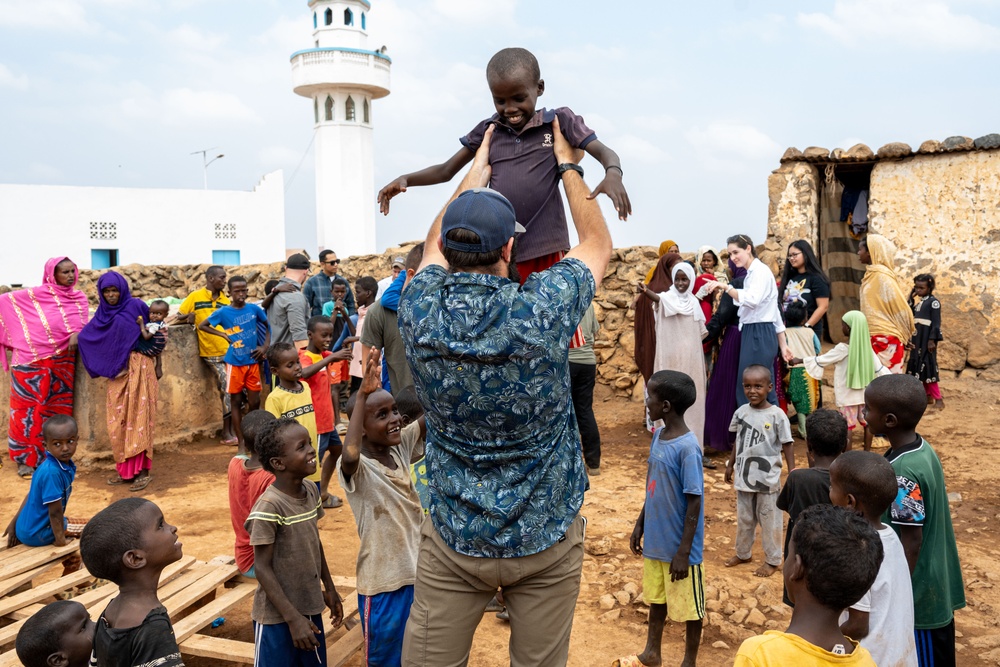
[1,371,997,665]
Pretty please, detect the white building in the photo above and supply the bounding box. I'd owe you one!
[290,0,391,258]
[0,171,285,286]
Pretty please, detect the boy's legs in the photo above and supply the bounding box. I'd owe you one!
[730,491,757,565]
[253,616,327,667]
[916,618,956,667]
[359,585,414,666]
[318,431,343,507]
[569,361,601,471]
[755,491,783,576]
[203,356,234,442]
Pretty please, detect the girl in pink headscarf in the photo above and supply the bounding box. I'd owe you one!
[0,258,90,477]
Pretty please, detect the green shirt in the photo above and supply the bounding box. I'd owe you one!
[884,437,965,629]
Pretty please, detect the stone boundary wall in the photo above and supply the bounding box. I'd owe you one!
[68,244,661,403]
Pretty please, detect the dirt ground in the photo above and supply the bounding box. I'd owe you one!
[2,380,998,666]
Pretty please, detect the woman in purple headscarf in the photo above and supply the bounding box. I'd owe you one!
[78,272,157,492]
[702,259,747,453]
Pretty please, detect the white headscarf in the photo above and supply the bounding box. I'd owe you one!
[658,263,705,323]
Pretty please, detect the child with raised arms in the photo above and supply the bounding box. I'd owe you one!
[80,498,185,667]
[726,364,794,578]
[339,350,426,667]
[866,374,964,667]
[15,599,95,667]
[776,409,847,605]
[378,47,630,282]
[248,417,344,665]
[265,342,320,484]
[734,504,880,666]
[620,370,705,667]
[200,276,270,453]
[830,450,917,666]
[227,409,276,577]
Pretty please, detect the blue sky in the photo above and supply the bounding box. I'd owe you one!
[2,0,999,257]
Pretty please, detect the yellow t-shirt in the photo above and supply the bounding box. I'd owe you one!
[735,632,875,667]
[179,288,231,358]
[264,382,320,482]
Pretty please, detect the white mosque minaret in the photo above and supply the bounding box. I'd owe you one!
[290,0,391,257]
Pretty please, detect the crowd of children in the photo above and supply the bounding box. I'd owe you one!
[4,44,968,667]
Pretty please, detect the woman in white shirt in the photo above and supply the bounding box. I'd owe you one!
[707,235,791,407]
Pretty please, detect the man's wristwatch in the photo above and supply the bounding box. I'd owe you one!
[557,163,584,177]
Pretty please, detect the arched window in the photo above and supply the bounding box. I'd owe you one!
[324,8,332,25]
[363,98,370,123]
[361,13,366,30]
[314,97,319,124]
[313,12,317,28]
[344,8,353,25]
[345,96,356,121]
[325,95,334,121]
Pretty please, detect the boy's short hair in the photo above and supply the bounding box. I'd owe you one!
[791,504,883,610]
[345,391,359,418]
[784,302,808,327]
[266,342,295,368]
[832,451,899,516]
[264,279,279,296]
[307,315,333,333]
[15,600,84,667]
[149,299,170,311]
[242,410,277,455]
[647,370,696,415]
[80,498,152,583]
[405,243,425,272]
[42,414,77,440]
[255,417,300,474]
[394,386,424,422]
[804,409,848,457]
[743,364,772,382]
[867,374,927,429]
[332,276,349,290]
[486,47,540,82]
[227,275,247,290]
[355,276,378,294]
[206,265,225,278]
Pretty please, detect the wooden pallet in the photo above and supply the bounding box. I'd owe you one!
[0,551,364,666]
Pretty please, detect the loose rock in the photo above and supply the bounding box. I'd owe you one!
[598,609,621,623]
[615,591,632,606]
[712,641,731,650]
[599,594,616,611]
[746,609,767,626]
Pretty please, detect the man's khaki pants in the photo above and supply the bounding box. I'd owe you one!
[402,514,585,667]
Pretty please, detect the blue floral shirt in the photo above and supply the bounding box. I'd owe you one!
[399,258,595,558]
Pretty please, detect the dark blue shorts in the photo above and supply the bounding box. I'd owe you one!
[359,585,414,667]
[318,430,342,460]
[253,614,327,667]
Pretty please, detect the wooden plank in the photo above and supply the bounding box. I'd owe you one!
[0,561,58,597]
[155,563,212,604]
[0,583,117,646]
[0,648,24,667]
[163,563,239,619]
[0,568,94,617]
[327,623,364,667]
[171,583,255,643]
[0,543,78,581]
[179,634,255,665]
[7,602,45,620]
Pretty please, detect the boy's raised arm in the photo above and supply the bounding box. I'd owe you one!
[559,117,612,288]
[341,350,383,480]
[378,147,475,215]
[584,139,631,220]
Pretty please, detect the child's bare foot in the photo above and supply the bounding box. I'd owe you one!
[934,399,945,410]
[754,562,779,577]
[725,555,752,568]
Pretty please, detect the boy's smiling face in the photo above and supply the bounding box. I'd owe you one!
[363,390,403,447]
[309,321,334,351]
[742,369,772,408]
[272,422,317,477]
[488,67,544,131]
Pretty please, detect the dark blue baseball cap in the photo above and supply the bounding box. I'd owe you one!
[441,188,526,253]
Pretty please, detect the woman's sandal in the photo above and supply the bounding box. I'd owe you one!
[107,474,130,485]
[613,656,646,667]
[17,464,33,479]
[220,437,239,446]
[129,475,153,492]
[321,494,343,509]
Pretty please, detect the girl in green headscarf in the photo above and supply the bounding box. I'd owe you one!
[791,310,890,451]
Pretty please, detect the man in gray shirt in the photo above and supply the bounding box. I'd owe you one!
[267,253,310,349]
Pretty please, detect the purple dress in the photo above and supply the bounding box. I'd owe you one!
[703,266,746,452]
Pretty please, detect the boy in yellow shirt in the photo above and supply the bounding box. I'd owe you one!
[264,343,320,484]
[734,504,880,666]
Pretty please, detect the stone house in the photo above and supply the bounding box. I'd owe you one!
[762,134,1000,381]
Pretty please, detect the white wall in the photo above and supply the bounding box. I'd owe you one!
[0,171,285,286]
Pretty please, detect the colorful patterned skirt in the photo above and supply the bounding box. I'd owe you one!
[787,367,820,420]
[8,353,76,468]
[106,352,158,478]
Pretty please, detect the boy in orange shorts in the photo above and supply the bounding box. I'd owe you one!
[201,276,270,454]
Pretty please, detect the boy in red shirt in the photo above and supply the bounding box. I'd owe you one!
[227,410,276,577]
[300,315,352,508]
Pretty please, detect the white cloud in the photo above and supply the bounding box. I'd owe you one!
[0,0,95,30]
[685,122,780,160]
[798,0,1000,51]
[612,134,669,163]
[121,88,263,126]
[0,64,29,89]
[630,114,678,134]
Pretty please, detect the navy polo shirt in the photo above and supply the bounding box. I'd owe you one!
[15,451,76,546]
[461,107,596,262]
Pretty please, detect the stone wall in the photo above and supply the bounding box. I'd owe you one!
[760,161,820,273]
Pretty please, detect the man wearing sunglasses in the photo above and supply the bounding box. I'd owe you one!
[304,249,357,318]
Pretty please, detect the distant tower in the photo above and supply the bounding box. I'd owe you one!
[291,0,391,257]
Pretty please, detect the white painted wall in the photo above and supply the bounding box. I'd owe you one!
[0,171,285,286]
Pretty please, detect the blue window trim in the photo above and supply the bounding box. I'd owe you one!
[290,46,391,64]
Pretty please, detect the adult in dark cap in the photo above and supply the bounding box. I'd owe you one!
[267,253,311,349]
